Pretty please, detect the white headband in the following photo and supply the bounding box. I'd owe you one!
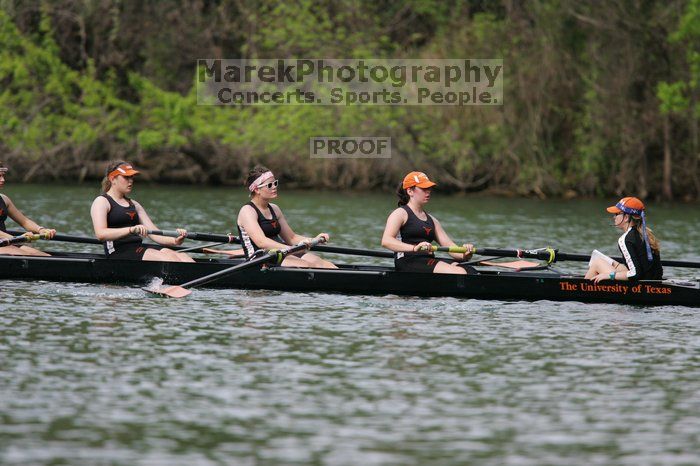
[248,171,274,192]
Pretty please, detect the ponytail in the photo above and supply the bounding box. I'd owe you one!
[630,216,660,253]
[396,182,409,207]
[638,224,660,253]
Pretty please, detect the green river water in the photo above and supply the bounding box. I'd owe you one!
[1,183,699,465]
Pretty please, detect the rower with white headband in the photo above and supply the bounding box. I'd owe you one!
[585,196,663,283]
[236,165,337,268]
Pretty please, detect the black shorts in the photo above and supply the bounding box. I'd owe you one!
[107,243,162,260]
[395,253,479,274]
[395,253,440,273]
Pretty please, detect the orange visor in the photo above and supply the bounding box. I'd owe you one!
[108,163,140,180]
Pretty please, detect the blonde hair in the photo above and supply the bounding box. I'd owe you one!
[630,216,660,253]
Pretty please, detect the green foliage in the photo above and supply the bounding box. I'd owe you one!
[657,82,689,114]
[0,1,698,198]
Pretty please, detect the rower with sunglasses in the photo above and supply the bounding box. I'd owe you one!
[237,165,337,268]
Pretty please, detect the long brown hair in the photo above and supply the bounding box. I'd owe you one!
[629,215,660,253]
[101,160,129,193]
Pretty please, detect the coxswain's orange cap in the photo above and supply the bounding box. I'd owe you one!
[606,197,645,215]
[402,171,437,189]
[108,163,140,180]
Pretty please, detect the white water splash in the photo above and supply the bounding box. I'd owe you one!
[143,277,165,292]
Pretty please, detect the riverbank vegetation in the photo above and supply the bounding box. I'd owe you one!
[1,0,699,199]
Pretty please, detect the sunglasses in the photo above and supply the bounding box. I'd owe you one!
[257,179,279,189]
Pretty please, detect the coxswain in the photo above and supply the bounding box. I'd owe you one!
[585,197,662,282]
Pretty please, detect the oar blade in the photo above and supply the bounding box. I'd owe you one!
[146,285,192,298]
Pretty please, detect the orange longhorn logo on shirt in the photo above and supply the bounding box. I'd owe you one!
[270,220,278,229]
[0,209,3,217]
[423,226,432,235]
[126,211,137,220]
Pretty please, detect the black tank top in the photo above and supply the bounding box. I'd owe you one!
[395,205,437,260]
[617,227,663,281]
[0,195,7,232]
[101,193,142,255]
[399,205,436,245]
[238,202,283,258]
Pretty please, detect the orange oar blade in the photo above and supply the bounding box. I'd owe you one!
[479,260,540,269]
[147,285,192,298]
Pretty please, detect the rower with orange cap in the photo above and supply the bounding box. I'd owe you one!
[585,196,663,283]
[381,171,475,274]
[90,161,194,262]
[0,160,57,256]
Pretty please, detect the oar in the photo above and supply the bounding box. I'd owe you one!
[311,244,394,258]
[0,233,45,247]
[148,237,326,298]
[177,242,227,253]
[148,230,398,259]
[7,229,102,245]
[151,231,397,259]
[553,251,700,269]
[431,246,700,269]
[147,230,238,243]
[431,246,557,262]
[6,229,207,253]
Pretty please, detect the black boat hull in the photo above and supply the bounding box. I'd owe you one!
[1,253,698,307]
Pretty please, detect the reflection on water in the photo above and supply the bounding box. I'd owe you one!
[1,185,699,465]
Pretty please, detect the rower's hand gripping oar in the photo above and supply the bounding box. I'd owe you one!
[0,233,47,247]
[148,237,327,298]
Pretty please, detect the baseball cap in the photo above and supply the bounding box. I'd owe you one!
[402,171,436,189]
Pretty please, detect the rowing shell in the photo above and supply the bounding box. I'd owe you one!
[0,252,698,307]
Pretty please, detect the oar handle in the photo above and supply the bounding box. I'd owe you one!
[430,245,469,254]
[7,229,103,245]
[0,233,44,247]
[147,230,239,243]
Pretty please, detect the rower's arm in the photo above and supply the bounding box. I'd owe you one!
[91,196,133,241]
[381,209,414,252]
[4,194,48,234]
[237,205,289,250]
